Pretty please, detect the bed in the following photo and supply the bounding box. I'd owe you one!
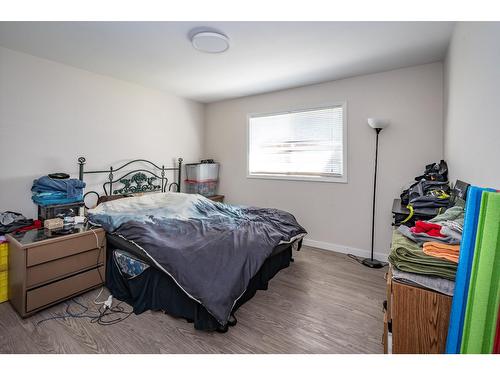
[78,157,306,332]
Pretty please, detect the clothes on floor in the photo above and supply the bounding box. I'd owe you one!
[391,266,455,296]
[31,176,85,206]
[388,231,457,280]
[423,241,460,263]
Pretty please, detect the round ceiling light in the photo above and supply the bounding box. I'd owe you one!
[191,31,229,53]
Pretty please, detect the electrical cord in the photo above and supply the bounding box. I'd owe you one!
[35,298,100,326]
[88,225,106,305]
[347,253,364,264]
[91,302,134,326]
[347,253,388,267]
[36,224,133,327]
[35,294,133,327]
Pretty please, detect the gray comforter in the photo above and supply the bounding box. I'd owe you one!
[88,192,306,324]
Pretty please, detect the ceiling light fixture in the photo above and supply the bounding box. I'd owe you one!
[191,31,229,54]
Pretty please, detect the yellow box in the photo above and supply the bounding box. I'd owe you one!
[0,243,7,274]
[0,270,7,303]
[0,242,7,255]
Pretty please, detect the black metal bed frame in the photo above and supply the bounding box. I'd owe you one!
[78,156,183,201]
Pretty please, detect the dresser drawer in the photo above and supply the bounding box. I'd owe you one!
[26,248,104,288]
[26,231,104,266]
[26,266,104,312]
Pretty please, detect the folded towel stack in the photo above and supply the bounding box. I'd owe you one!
[389,200,465,295]
[389,231,458,280]
[31,176,86,206]
[423,242,460,263]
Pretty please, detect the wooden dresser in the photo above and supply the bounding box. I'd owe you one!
[384,267,452,353]
[6,226,106,317]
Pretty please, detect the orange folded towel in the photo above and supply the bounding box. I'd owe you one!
[423,241,460,263]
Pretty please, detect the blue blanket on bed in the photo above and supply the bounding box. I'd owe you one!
[88,192,306,325]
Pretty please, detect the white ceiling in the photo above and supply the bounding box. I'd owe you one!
[0,22,454,103]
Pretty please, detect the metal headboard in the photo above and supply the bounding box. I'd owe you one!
[78,156,183,201]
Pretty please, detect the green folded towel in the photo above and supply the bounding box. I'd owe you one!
[389,231,457,280]
[429,198,465,226]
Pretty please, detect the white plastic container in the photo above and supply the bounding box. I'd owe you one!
[185,163,219,181]
[184,180,218,197]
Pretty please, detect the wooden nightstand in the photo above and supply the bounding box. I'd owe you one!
[208,195,225,203]
[6,226,106,318]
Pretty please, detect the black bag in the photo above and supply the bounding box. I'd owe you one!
[414,160,448,182]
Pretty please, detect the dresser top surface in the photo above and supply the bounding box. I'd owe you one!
[6,224,103,247]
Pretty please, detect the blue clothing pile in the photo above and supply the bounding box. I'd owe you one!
[32,176,86,206]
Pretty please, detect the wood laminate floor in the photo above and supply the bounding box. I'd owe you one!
[0,246,387,354]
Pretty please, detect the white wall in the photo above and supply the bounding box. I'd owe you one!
[205,63,444,259]
[0,45,447,259]
[0,47,205,217]
[444,22,500,188]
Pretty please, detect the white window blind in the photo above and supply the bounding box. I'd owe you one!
[248,105,345,181]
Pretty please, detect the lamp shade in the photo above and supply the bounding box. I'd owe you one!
[367,118,390,130]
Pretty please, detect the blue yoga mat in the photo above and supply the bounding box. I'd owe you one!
[445,186,494,354]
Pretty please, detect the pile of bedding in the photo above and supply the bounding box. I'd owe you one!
[88,192,306,325]
[32,176,85,206]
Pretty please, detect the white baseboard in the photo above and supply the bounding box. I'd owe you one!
[302,238,389,262]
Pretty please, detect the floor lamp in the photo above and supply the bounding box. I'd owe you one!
[362,118,390,269]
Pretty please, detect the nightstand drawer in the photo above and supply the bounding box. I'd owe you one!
[27,248,104,288]
[26,266,104,312]
[26,231,104,266]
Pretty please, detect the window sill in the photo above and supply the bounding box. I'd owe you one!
[246,174,347,183]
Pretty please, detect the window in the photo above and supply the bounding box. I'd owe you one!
[248,104,347,182]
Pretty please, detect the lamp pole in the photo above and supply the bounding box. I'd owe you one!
[362,127,384,269]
